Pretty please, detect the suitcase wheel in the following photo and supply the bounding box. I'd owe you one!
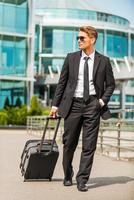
[49,178,52,181]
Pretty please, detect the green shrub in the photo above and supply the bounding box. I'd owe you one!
[0,111,8,125]
[42,107,51,116]
[15,105,27,125]
[6,107,18,125]
[28,96,42,116]
[0,96,52,126]
[6,106,27,125]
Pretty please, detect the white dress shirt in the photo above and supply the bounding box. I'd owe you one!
[74,50,96,97]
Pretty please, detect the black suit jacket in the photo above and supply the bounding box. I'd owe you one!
[52,51,115,120]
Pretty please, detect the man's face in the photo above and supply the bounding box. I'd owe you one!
[77,31,95,50]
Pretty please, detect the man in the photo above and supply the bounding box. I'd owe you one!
[50,26,115,192]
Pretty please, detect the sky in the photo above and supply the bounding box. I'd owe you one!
[91,0,134,27]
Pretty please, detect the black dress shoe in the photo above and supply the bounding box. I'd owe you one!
[63,171,74,186]
[63,179,73,186]
[77,183,88,192]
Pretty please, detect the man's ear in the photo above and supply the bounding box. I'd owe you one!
[91,37,96,44]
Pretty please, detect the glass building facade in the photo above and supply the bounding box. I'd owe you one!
[0,0,33,109]
[34,1,134,117]
[0,36,27,76]
[0,0,28,34]
[0,0,134,117]
[35,8,133,74]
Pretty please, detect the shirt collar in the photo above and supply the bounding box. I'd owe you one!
[81,50,95,61]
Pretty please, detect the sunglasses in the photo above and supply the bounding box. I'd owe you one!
[76,36,86,41]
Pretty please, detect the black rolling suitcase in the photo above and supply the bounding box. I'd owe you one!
[20,116,61,181]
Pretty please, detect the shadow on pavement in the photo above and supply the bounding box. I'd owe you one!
[87,176,134,189]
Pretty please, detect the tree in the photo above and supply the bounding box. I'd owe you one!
[28,96,42,116]
[4,97,10,109]
[15,97,22,107]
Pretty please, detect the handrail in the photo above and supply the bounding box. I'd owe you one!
[27,109,134,160]
[27,115,63,141]
[98,109,134,160]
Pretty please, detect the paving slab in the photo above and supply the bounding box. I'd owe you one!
[0,130,134,200]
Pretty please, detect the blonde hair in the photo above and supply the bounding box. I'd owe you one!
[79,26,98,43]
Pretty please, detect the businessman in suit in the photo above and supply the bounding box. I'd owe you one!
[50,26,115,192]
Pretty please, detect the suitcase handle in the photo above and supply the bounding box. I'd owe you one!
[38,116,61,153]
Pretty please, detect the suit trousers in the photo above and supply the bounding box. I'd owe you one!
[62,95,101,184]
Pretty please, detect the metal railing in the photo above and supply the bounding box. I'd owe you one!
[27,109,134,160]
[27,116,63,142]
[97,110,134,160]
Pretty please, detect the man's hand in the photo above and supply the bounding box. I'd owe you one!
[49,106,58,118]
[99,99,105,107]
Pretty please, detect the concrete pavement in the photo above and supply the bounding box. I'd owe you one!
[0,130,134,200]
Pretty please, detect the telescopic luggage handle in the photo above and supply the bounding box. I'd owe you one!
[38,116,61,153]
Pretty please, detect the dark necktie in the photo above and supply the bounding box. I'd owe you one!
[83,57,90,102]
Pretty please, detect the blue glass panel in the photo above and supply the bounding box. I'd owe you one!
[43,28,76,54]
[15,37,27,75]
[15,37,26,48]
[0,4,3,27]
[3,4,16,32]
[14,48,26,75]
[131,34,134,57]
[110,94,120,102]
[42,28,53,53]
[74,31,79,51]
[35,25,40,53]
[0,36,2,68]
[16,6,28,33]
[0,36,27,76]
[95,30,104,54]
[1,36,15,73]
[53,29,74,54]
[0,81,26,108]
[52,59,64,72]
[107,31,128,58]
[42,58,52,73]
[0,1,28,33]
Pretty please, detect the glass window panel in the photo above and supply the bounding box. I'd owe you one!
[42,28,53,53]
[0,0,27,5]
[42,58,52,74]
[0,80,27,108]
[35,25,40,53]
[52,58,64,72]
[95,30,104,54]
[53,29,74,54]
[16,6,28,33]
[0,36,27,76]
[0,35,2,69]
[107,31,128,58]
[2,36,15,71]
[131,34,134,57]
[14,48,26,75]
[15,37,26,48]
[74,30,79,51]
[0,4,3,28]
[15,37,27,75]
[3,4,16,32]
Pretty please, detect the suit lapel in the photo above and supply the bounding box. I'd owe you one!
[93,51,101,79]
[73,51,81,80]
